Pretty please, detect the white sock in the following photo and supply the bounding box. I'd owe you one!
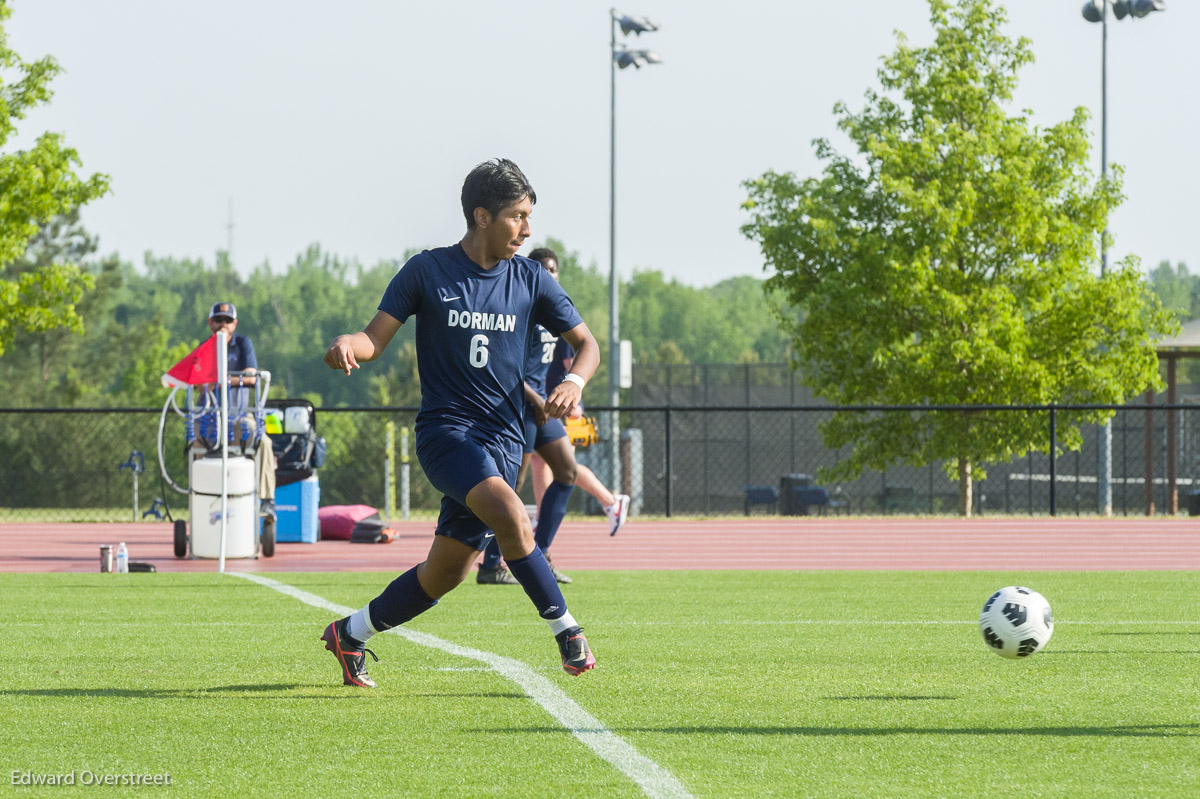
[346,604,378,644]
[547,610,579,636]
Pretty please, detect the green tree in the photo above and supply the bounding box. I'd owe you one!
[0,220,794,409]
[618,270,790,366]
[653,340,689,365]
[1145,260,1200,384]
[1146,260,1194,320]
[707,276,793,363]
[741,0,1175,515]
[1,209,98,399]
[534,237,789,377]
[0,1,109,357]
[112,325,198,406]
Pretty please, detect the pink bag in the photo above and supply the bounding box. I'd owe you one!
[318,504,379,541]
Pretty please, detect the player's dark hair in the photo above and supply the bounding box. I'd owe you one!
[527,247,559,265]
[461,158,537,228]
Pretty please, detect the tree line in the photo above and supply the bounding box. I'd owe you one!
[0,226,794,409]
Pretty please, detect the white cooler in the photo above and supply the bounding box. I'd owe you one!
[189,456,257,559]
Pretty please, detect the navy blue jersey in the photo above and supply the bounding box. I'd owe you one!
[227,333,257,374]
[545,336,575,391]
[220,333,257,408]
[379,244,583,447]
[525,325,559,398]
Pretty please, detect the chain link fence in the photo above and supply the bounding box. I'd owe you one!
[3,402,1198,521]
[601,403,1199,517]
[0,406,431,523]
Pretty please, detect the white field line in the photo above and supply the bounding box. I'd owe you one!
[228,571,694,799]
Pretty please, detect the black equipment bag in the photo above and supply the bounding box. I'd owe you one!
[267,399,325,487]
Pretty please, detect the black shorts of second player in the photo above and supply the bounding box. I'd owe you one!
[417,427,522,551]
[521,406,569,455]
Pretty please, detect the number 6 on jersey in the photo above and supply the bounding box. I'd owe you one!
[469,334,489,368]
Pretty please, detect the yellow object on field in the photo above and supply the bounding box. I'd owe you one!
[565,415,601,448]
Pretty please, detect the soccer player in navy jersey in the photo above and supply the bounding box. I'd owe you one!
[478,247,630,586]
[477,247,577,585]
[320,159,600,685]
[540,334,631,537]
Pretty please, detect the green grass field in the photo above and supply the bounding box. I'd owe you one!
[3,571,1198,797]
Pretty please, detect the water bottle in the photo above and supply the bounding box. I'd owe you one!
[116,542,129,574]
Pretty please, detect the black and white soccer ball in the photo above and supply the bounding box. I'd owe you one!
[979,586,1054,659]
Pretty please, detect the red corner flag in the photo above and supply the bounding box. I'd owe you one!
[161,335,219,388]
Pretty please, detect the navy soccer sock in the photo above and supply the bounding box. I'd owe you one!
[534,480,574,551]
[367,566,438,631]
[480,537,503,570]
[506,546,567,620]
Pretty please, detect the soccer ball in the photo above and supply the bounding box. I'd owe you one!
[979,586,1054,659]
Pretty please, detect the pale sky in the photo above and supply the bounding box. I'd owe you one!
[7,0,1197,287]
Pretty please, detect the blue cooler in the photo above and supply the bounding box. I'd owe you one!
[276,476,319,543]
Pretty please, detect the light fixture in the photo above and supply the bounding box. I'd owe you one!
[614,48,664,70]
[617,15,659,35]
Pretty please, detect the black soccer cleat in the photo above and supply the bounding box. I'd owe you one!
[545,555,573,585]
[477,566,520,585]
[556,627,596,676]
[321,617,379,688]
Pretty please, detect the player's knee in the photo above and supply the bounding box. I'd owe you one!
[417,561,469,599]
[493,516,535,558]
[553,461,578,485]
[497,513,534,540]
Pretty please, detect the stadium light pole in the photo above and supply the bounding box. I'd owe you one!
[609,9,662,492]
[1081,0,1165,516]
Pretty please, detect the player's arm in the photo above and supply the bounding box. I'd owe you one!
[556,342,581,418]
[324,310,403,375]
[524,381,549,426]
[557,337,576,373]
[543,321,599,420]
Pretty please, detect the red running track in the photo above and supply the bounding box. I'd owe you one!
[1,517,1198,573]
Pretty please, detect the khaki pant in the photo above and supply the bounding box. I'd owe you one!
[255,433,276,500]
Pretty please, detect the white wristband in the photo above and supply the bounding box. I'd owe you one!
[561,373,586,390]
